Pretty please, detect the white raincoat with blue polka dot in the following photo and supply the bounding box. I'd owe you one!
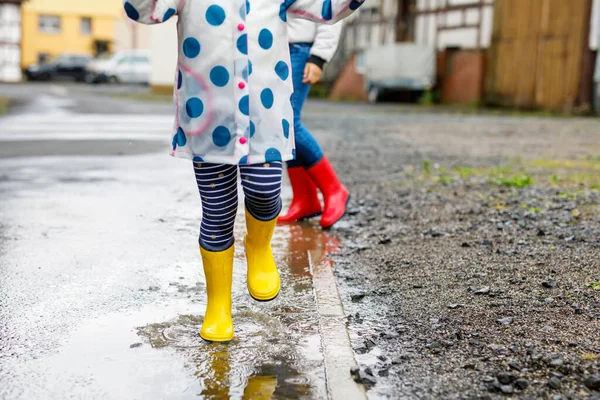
[123,0,364,165]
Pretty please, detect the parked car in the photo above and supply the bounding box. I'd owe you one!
[24,54,92,82]
[86,51,151,85]
[359,43,437,103]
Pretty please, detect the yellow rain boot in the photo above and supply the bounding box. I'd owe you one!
[243,376,278,399]
[200,246,234,342]
[245,209,281,301]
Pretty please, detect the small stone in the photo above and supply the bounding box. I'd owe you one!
[463,363,476,370]
[448,303,464,309]
[508,361,522,371]
[351,294,366,303]
[474,286,491,295]
[496,317,514,326]
[500,385,513,394]
[385,212,397,219]
[514,378,529,390]
[412,284,424,289]
[379,235,392,245]
[549,359,564,367]
[129,343,143,348]
[548,377,562,389]
[461,242,472,248]
[542,325,555,332]
[584,374,600,390]
[545,297,554,304]
[497,372,515,384]
[542,280,558,288]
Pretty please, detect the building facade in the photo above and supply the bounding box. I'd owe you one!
[20,0,123,67]
[0,0,24,82]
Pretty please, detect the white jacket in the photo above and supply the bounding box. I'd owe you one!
[123,0,363,165]
[287,18,343,63]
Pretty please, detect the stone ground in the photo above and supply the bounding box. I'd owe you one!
[301,107,600,399]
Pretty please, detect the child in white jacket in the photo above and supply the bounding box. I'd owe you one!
[123,0,364,342]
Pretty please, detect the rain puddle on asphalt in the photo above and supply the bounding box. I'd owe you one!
[136,216,341,399]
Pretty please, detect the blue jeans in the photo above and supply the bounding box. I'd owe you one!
[287,43,324,169]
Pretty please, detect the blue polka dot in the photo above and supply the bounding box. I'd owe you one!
[349,0,362,10]
[250,121,255,137]
[239,95,249,116]
[246,0,250,14]
[237,34,248,55]
[242,61,252,82]
[279,3,287,21]
[172,127,186,149]
[282,119,290,138]
[124,2,139,20]
[177,70,182,89]
[193,156,204,163]
[261,89,274,109]
[275,61,289,80]
[183,37,201,58]
[258,29,274,50]
[265,148,282,162]
[186,97,204,118]
[321,0,333,20]
[210,66,229,87]
[206,5,226,25]
[163,7,176,21]
[239,155,249,165]
[212,126,231,147]
[239,4,246,20]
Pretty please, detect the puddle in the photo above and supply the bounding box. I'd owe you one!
[132,208,343,398]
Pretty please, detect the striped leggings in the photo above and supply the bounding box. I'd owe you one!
[194,162,283,252]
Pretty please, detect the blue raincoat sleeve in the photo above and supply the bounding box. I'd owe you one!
[286,0,365,24]
[122,0,180,25]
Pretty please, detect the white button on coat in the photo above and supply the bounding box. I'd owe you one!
[123,0,364,165]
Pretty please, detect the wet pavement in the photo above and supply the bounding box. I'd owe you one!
[0,153,344,399]
[0,83,364,399]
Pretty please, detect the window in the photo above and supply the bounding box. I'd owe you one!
[81,18,92,36]
[39,15,61,34]
[37,52,51,64]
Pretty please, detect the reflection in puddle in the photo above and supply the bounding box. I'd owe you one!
[137,220,340,399]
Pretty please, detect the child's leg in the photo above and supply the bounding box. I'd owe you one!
[193,163,238,342]
[287,44,324,170]
[194,163,238,251]
[240,161,283,301]
[240,161,283,221]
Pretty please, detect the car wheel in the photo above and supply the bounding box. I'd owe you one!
[108,75,119,84]
[368,86,381,104]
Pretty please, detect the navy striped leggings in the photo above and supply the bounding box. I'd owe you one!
[194,162,283,252]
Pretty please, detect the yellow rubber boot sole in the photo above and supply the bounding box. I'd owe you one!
[200,246,234,342]
[245,209,281,302]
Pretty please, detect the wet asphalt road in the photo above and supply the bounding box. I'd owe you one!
[0,83,349,399]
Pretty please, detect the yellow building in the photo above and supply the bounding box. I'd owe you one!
[21,0,124,67]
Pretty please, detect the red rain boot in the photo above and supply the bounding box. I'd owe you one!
[278,167,323,223]
[307,157,350,229]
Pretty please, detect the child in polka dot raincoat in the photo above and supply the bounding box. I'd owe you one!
[123,0,364,342]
